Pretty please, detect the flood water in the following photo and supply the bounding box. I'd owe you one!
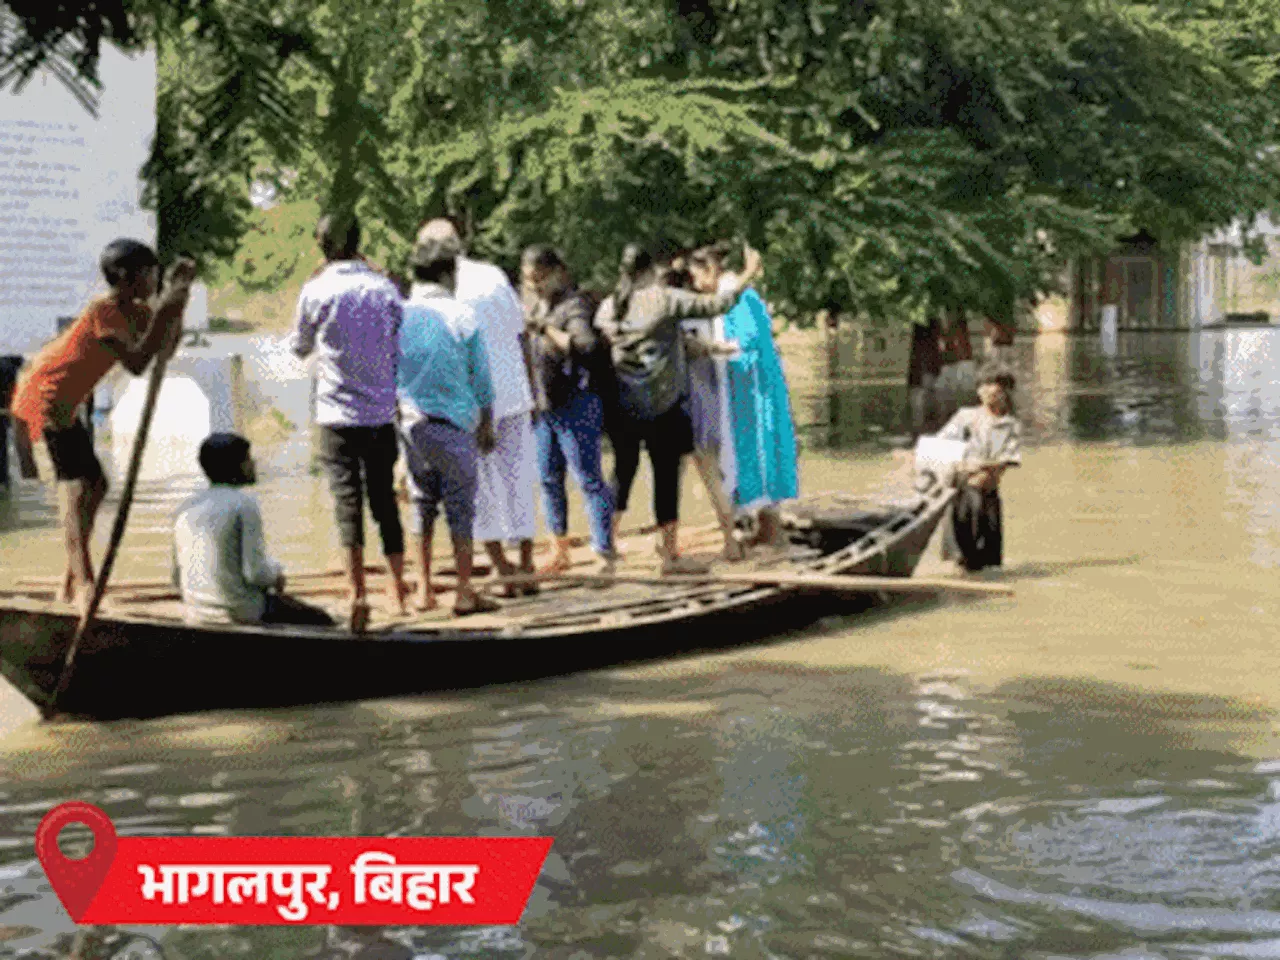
[2,329,1280,958]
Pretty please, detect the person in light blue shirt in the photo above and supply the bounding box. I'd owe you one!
[398,238,500,617]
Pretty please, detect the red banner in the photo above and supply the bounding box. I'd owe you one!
[36,802,551,926]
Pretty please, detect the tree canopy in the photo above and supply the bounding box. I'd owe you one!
[4,0,1280,324]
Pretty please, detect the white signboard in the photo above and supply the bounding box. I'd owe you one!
[0,45,156,355]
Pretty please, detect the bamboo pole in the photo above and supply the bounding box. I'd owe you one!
[50,346,172,711]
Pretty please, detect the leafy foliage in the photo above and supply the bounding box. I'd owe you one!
[6,0,1280,325]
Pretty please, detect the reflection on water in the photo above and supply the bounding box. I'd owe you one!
[3,329,1280,957]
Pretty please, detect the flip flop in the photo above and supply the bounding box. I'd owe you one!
[454,594,502,617]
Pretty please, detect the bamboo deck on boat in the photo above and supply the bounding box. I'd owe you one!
[0,487,956,640]
[6,521,818,633]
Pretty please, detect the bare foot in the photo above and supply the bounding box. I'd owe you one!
[348,597,372,634]
[388,577,413,615]
[540,552,572,576]
[518,563,540,596]
[721,539,747,563]
[415,586,439,613]
[491,560,521,598]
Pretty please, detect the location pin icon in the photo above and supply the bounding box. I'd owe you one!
[35,802,118,922]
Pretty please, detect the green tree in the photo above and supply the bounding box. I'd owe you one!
[8,0,1280,326]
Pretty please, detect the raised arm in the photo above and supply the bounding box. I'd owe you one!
[641,243,764,337]
[103,259,196,375]
[535,294,600,358]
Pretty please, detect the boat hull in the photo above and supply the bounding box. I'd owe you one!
[0,487,952,721]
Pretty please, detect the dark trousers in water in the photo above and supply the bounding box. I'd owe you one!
[944,485,1003,571]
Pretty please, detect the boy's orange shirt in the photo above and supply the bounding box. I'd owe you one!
[11,295,152,437]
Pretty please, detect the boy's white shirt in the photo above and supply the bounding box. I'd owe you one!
[937,405,1022,472]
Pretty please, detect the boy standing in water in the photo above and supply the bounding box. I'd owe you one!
[937,366,1022,573]
[10,239,195,611]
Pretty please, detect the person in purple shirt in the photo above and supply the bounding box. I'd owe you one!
[291,214,411,632]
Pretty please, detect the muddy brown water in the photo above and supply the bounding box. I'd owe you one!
[0,329,1278,958]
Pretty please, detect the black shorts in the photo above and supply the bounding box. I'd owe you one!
[44,421,104,483]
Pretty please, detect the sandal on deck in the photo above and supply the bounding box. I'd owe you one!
[454,593,502,618]
[660,554,711,576]
[518,568,541,597]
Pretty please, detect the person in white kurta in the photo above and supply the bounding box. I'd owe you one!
[416,220,540,594]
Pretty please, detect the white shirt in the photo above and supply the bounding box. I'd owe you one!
[937,406,1022,469]
[171,486,284,626]
[453,256,533,420]
[291,261,402,427]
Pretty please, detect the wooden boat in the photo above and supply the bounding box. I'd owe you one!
[0,483,954,722]
[1204,311,1273,329]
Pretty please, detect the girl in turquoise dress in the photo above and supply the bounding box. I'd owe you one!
[687,247,799,547]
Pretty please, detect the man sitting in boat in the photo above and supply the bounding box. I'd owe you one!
[172,434,335,627]
[937,365,1022,573]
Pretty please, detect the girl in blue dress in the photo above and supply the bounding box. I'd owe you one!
[686,245,799,549]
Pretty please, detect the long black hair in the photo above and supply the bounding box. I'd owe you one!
[614,243,655,317]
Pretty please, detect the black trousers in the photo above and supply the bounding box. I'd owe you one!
[610,402,694,526]
[947,485,1003,571]
[317,424,405,556]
